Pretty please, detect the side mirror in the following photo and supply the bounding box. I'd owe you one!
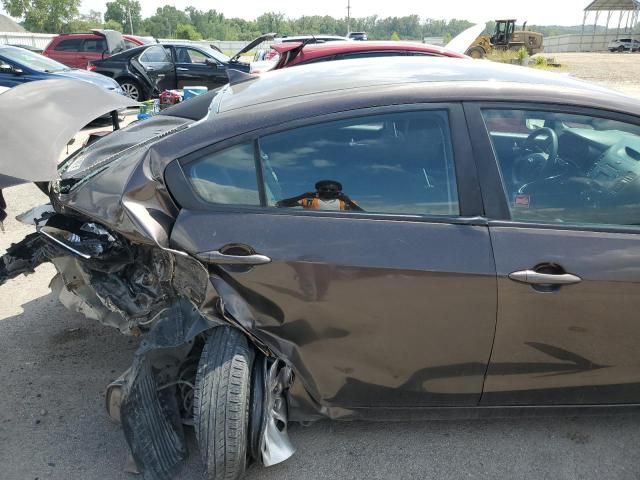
[0,63,13,74]
[205,58,218,69]
[13,68,23,75]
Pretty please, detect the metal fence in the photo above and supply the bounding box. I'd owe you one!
[0,32,56,49]
[544,33,636,53]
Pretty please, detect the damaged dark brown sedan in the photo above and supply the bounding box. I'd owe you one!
[3,58,640,480]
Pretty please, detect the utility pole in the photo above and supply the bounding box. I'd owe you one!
[347,0,351,34]
[128,4,134,35]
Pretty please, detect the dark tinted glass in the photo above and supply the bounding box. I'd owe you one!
[297,56,336,65]
[175,47,208,64]
[54,39,83,51]
[340,51,405,59]
[82,39,106,52]
[259,111,459,216]
[139,45,170,63]
[183,143,259,206]
[483,108,640,227]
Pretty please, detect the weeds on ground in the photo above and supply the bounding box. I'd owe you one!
[530,55,567,71]
[516,47,529,64]
[486,49,519,63]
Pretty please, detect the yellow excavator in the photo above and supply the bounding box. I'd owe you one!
[465,19,544,59]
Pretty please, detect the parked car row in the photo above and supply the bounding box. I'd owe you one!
[89,36,466,100]
[0,30,463,101]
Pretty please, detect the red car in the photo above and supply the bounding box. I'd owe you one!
[43,30,151,69]
[253,40,467,72]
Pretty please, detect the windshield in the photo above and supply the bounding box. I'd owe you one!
[0,47,69,73]
[202,46,229,63]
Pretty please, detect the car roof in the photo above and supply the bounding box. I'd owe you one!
[219,56,640,115]
[275,41,466,63]
[49,32,142,42]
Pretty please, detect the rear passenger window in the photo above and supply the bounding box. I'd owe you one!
[258,111,459,216]
[82,39,106,52]
[183,143,260,206]
[54,39,83,52]
[139,45,171,63]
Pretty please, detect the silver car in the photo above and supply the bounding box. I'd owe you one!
[608,38,640,52]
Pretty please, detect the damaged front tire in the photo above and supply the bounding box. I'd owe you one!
[195,327,254,480]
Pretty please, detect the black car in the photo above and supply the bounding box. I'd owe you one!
[88,34,273,100]
[5,58,640,480]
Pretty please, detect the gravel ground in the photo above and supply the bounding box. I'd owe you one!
[3,58,640,479]
[552,52,640,97]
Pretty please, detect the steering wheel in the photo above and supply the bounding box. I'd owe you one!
[512,127,559,184]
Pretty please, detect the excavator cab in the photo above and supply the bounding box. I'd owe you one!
[491,19,516,46]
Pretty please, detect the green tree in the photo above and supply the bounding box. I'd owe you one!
[390,31,400,41]
[104,19,123,31]
[104,0,142,34]
[175,22,201,40]
[256,12,289,35]
[143,6,189,38]
[62,10,102,32]
[1,0,81,33]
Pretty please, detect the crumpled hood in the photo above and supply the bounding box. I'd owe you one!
[0,79,138,189]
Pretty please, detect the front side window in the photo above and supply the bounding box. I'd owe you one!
[258,111,459,216]
[175,47,208,64]
[183,143,260,206]
[483,108,640,227]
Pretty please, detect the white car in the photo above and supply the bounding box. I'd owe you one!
[608,38,640,52]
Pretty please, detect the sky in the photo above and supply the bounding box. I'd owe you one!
[1,0,609,27]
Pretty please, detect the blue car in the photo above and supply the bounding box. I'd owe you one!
[0,45,123,94]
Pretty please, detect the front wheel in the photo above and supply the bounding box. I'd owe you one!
[466,46,486,59]
[195,327,254,480]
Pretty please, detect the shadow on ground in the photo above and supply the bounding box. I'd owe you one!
[1,291,640,480]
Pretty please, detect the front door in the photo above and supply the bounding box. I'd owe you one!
[168,106,497,408]
[173,46,227,89]
[468,103,640,405]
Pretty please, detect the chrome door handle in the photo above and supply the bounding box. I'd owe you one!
[176,67,189,71]
[509,270,582,285]
[195,250,271,265]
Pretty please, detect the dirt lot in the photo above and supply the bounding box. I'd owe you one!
[2,55,640,480]
[552,52,640,97]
